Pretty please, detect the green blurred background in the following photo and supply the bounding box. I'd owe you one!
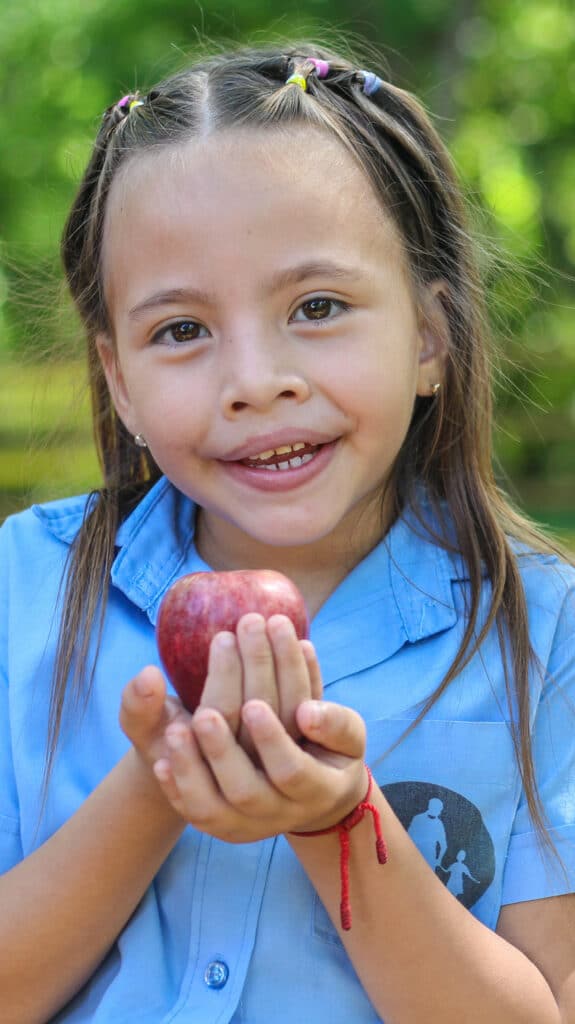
[1,0,574,545]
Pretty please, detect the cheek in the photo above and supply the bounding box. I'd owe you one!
[334,349,419,415]
[126,367,211,434]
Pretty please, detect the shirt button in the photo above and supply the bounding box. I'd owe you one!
[204,960,229,989]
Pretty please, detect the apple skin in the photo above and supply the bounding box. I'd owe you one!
[156,570,309,712]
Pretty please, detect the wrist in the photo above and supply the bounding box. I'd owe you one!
[290,766,388,931]
[122,748,185,832]
[293,764,371,836]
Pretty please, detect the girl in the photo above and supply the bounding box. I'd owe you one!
[0,43,573,1024]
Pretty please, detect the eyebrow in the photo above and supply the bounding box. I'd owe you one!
[127,260,363,321]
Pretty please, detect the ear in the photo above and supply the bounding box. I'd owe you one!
[415,280,450,397]
[96,333,138,435]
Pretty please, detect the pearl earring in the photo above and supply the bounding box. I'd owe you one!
[431,382,441,396]
[134,433,148,448]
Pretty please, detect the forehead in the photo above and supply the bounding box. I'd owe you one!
[102,126,409,302]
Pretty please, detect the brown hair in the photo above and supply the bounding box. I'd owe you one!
[51,42,572,850]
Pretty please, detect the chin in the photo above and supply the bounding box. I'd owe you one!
[232,515,336,550]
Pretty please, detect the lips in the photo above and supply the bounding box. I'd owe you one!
[221,429,337,464]
[220,438,338,491]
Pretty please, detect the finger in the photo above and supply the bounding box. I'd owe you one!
[241,699,316,799]
[163,720,226,822]
[154,748,219,825]
[296,700,366,761]
[192,708,271,815]
[153,758,182,807]
[200,631,243,735]
[299,640,323,701]
[119,666,167,745]
[236,614,279,712]
[241,701,366,831]
[266,615,312,738]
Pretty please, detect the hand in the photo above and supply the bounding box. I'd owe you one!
[199,613,323,751]
[151,697,367,844]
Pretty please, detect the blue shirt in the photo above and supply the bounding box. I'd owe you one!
[1,476,574,1022]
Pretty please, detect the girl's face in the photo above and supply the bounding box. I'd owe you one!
[98,128,445,572]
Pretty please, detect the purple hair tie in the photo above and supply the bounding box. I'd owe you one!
[309,58,330,79]
[360,71,383,97]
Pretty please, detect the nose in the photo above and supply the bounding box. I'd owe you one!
[219,330,310,417]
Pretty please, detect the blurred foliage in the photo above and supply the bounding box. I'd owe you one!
[0,0,573,532]
[0,358,98,519]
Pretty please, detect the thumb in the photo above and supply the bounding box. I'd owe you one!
[119,665,167,746]
[296,700,366,760]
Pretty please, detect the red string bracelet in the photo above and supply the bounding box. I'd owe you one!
[291,767,388,930]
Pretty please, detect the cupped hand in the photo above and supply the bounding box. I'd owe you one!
[152,697,367,844]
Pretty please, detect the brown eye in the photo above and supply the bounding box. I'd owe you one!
[170,321,203,343]
[301,298,332,320]
[291,297,349,325]
[152,320,210,346]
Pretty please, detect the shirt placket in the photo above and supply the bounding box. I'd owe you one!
[162,834,276,1022]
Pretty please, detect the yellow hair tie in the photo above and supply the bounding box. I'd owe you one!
[285,73,308,92]
[129,99,145,111]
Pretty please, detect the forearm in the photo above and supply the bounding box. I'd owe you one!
[0,748,185,1024]
[288,787,561,1024]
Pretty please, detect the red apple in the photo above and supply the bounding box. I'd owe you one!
[156,570,309,712]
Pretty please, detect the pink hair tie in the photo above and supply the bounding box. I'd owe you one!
[115,93,144,112]
[309,58,330,78]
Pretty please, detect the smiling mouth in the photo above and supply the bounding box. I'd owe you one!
[239,441,322,470]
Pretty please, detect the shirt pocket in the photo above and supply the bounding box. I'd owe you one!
[313,717,520,945]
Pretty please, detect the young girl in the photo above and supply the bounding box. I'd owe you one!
[0,43,573,1024]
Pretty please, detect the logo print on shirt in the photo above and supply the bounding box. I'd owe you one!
[380,781,495,909]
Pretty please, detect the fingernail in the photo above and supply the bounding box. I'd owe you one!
[134,676,153,698]
[166,728,187,750]
[194,711,219,736]
[242,702,266,727]
[214,631,236,650]
[268,615,293,638]
[243,615,265,635]
[306,701,323,728]
[153,759,171,782]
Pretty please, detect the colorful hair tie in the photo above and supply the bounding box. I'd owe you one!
[309,58,330,79]
[129,99,145,111]
[360,70,383,97]
[285,72,308,92]
[117,95,132,109]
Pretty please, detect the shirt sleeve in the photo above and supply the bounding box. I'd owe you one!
[501,577,575,904]
[0,520,23,872]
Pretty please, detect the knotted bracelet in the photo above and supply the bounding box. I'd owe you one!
[291,766,388,930]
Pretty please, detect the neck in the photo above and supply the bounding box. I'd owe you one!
[194,499,393,618]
